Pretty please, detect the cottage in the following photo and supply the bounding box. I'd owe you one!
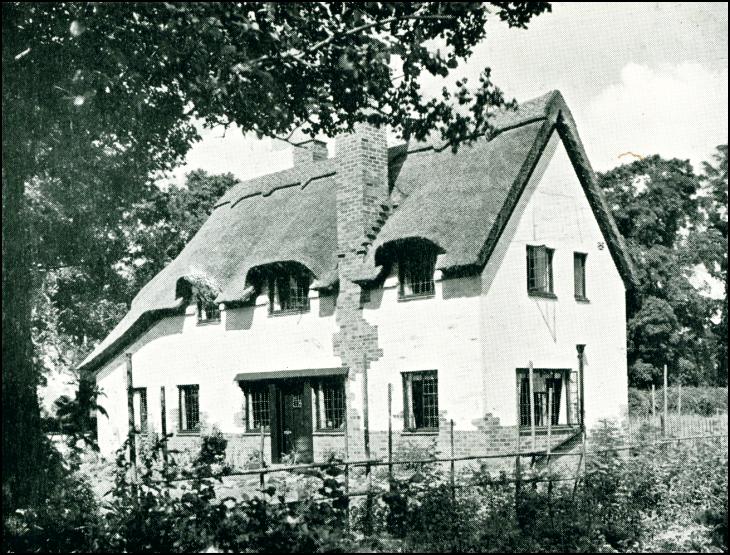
[81,90,636,464]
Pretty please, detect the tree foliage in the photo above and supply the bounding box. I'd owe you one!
[3,2,551,510]
[597,150,728,387]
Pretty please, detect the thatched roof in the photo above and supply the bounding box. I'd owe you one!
[80,90,636,374]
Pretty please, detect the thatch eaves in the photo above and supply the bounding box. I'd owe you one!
[79,90,637,375]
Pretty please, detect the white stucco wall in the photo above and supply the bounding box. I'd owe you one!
[478,130,628,428]
[96,292,341,456]
[363,273,484,433]
[96,128,628,456]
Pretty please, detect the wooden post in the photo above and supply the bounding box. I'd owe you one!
[677,383,682,417]
[125,353,138,488]
[515,374,522,517]
[528,361,536,450]
[260,425,265,468]
[450,419,456,501]
[387,383,393,485]
[160,386,168,470]
[362,355,372,535]
[663,365,668,437]
[343,376,350,525]
[651,384,656,423]
[547,387,553,475]
[547,387,554,519]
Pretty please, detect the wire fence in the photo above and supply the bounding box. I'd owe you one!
[148,425,728,512]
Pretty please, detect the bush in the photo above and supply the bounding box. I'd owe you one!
[5,423,727,552]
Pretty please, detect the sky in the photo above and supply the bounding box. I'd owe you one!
[171,2,728,185]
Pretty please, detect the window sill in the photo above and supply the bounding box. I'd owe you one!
[519,424,579,436]
[313,430,346,436]
[176,430,201,437]
[528,290,557,300]
[196,319,221,326]
[268,308,310,317]
[243,429,270,436]
[575,296,590,303]
[397,292,435,302]
[401,429,440,436]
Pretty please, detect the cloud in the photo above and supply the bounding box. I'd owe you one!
[579,62,728,172]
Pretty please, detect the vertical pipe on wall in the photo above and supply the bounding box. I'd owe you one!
[576,345,587,477]
[576,345,585,429]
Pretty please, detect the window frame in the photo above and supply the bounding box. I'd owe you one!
[178,384,200,433]
[516,368,577,429]
[397,246,437,301]
[314,377,346,432]
[574,252,588,301]
[268,271,311,315]
[526,245,556,298]
[196,297,221,325]
[242,383,271,433]
[402,370,439,432]
[132,387,148,434]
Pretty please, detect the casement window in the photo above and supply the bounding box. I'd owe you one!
[517,369,577,428]
[402,370,439,431]
[314,378,346,431]
[178,384,200,432]
[132,387,148,434]
[574,253,588,300]
[269,271,310,314]
[398,244,437,299]
[243,383,271,432]
[526,245,555,296]
[197,297,221,324]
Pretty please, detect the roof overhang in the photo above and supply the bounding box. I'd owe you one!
[234,367,348,382]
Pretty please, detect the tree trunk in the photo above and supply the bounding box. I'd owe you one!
[2,162,44,510]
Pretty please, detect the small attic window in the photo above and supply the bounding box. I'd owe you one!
[398,242,437,300]
[197,297,221,324]
[268,266,311,315]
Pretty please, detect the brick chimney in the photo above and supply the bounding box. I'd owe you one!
[335,123,389,256]
[292,138,328,166]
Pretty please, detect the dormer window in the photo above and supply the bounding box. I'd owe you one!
[268,269,311,314]
[197,297,221,324]
[397,242,437,300]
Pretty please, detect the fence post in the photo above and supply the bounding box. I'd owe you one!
[547,387,553,473]
[677,383,682,418]
[160,386,168,472]
[450,419,456,501]
[388,383,393,486]
[260,425,265,468]
[528,361,536,450]
[515,370,522,500]
[547,387,554,519]
[343,381,350,527]
[663,365,668,437]
[651,384,656,442]
[125,353,138,492]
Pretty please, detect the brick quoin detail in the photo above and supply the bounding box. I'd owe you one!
[333,124,388,458]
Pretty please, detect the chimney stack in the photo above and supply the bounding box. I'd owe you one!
[335,123,389,256]
[292,138,328,166]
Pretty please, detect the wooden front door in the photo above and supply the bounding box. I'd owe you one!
[274,381,313,463]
